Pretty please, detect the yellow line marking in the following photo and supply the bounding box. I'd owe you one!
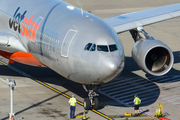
[76,115,83,118]
[35,79,113,119]
[0,60,113,120]
[0,61,7,65]
[36,80,113,120]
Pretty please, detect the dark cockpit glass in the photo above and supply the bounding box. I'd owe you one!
[84,43,92,51]
[90,44,96,51]
[84,43,118,52]
[97,45,108,52]
[109,44,118,52]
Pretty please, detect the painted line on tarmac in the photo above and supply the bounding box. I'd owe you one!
[98,89,156,120]
[0,60,113,120]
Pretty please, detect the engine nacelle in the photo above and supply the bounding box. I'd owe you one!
[132,39,174,76]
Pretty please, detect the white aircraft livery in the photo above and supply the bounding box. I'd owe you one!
[0,0,180,110]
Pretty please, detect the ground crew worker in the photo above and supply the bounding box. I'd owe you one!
[133,95,141,116]
[155,103,162,118]
[69,95,77,118]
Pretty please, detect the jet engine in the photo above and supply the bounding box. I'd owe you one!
[132,39,174,76]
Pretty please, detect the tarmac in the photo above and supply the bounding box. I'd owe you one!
[0,0,180,120]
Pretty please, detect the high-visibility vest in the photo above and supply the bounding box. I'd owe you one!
[156,105,161,116]
[135,97,140,105]
[70,98,76,106]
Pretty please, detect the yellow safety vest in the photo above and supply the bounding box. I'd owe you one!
[70,98,76,106]
[156,105,161,116]
[135,97,140,105]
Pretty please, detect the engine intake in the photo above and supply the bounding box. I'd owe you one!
[132,39,174,76]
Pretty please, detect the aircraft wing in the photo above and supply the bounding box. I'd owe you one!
[0,32,27,53]
[105,3,180,33]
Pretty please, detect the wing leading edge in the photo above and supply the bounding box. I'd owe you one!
[105,3,180,33]
[0,32,46,67]
[0,32,27,53]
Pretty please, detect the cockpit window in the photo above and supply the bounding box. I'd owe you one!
[97,45,108,52]
[109,44,118,52]
[90,44,96,51]
[84,43,117,52]
[84,43,92,51]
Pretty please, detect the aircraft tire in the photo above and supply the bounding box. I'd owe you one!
[93,97,99,110]
[84,98,91,110]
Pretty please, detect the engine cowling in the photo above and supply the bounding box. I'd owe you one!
[132,39,174,76]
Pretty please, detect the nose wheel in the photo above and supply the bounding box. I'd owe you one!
[83,98,91,110]
[83,85,100,110]
[92,97,99,109]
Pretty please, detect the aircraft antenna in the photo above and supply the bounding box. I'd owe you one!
[74,0,84,15]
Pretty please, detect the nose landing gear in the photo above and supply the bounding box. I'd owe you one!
[83,85,100,110]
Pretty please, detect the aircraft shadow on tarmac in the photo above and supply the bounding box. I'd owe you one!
[0,51,179,111]
[99,51,180,109]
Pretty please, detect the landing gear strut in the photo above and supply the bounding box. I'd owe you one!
[83,85,100,110]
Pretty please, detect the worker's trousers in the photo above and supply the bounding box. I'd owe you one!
[70,106,76,118]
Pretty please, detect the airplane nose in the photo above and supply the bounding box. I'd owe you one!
[100,56,121,76]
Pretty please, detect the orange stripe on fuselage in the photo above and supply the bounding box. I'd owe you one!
[0,50,46,68]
